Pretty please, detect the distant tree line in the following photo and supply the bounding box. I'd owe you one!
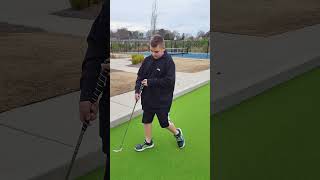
[110,28,210,41]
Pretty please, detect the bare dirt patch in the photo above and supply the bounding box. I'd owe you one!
[212,0,320,36]
[173,58,210,73]
[110,69,137,97]
[0,23,87,113]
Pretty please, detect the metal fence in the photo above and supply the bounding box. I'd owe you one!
[110,39,210,54]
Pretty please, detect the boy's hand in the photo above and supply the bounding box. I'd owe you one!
[135,93,141,101]
[101,63,110,76]
[141,79,148,87]
[79,101,99,125]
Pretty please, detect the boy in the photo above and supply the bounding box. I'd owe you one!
[134,34,185,152]
[79,1,109,179]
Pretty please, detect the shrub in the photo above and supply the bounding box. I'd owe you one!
[131,54,144,65]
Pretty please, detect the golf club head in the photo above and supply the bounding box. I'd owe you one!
[113,148,123,153]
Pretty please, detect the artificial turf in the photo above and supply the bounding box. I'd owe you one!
[77,83,210,180]
[213,67,320,180]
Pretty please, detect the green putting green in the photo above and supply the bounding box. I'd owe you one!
[77,83,210,180]
[213,67,320,180]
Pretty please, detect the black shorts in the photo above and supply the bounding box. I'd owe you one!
[142,110,170,128]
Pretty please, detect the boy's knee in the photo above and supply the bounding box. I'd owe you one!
[142,119,153,124]
[160,121,169,128]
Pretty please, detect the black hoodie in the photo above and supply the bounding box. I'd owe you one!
[80,1,108,102]
[135,51,175,112]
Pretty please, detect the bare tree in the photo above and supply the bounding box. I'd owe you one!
[157,28,166,38]
[150,0,158,36]
[197,30,206,39]
[117,28,131,40]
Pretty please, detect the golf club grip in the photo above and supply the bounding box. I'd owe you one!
[90,58,108,103]
[139,83,144,93]
[83,58,109,128]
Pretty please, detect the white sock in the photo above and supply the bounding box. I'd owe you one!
[175,129,180,136]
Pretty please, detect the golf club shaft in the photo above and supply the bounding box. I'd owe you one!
[117,99,138,150]
[65,59,108,180]
[65,125,87,180]
[116,84,144,150]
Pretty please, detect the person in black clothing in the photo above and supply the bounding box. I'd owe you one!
[79,1,109,179]
[134,35,185,152]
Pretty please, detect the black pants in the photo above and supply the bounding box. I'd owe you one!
[99,91,109,180]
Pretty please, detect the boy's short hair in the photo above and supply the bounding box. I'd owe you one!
[150,34,165,48]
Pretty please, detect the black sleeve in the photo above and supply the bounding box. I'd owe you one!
[148,59,175,88]
[80,1,109,102]
[135,59,147,93]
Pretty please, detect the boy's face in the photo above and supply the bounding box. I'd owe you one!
[150,45,165,59]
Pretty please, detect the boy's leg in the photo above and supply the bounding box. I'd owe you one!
[141,111,155,142]
[156,111,185,148]
[99,92,109,179]
[156,112,178,135]
[99,106,109,153]
[104,159,108,180]
[144,123,152,143]
[134,111,155,152]
[166,121,179,135]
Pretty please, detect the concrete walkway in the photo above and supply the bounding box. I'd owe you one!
[0,92,105,180]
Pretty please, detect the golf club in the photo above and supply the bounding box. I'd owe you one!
[65,59,108,180]
[113,84,144,153]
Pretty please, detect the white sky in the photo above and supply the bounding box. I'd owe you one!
[110,0,210,36]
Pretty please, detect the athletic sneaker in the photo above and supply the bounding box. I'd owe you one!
[134,139,154,152]
[174,128,185,148]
